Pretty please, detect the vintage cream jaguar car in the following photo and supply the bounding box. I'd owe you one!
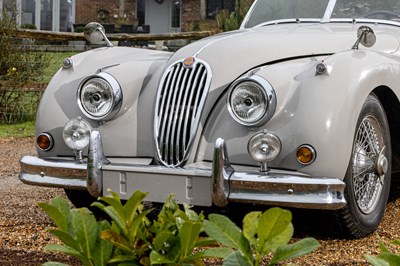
[19,0,400,238]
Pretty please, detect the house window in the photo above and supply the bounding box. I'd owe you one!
[206,0,236,18]
[3,0,76,31]
[171,0,181,28]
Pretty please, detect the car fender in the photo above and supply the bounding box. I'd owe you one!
[36,47,171,158]
[199,49,400,180]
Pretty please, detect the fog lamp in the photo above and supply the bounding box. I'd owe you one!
[247,130,281,172]
[63,117,92,160]
[36,133,53,151]
[296,145,316,165]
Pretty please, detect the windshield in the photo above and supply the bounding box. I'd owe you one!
[243,0,400,28]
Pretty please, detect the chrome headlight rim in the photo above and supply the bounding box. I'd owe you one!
[227,75,276,127]
[77,72,122,121]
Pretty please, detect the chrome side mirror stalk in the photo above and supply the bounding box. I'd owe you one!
[352,25,376,50]
[84,22,114,47]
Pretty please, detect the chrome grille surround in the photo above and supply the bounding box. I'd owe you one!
[154,58,212,167]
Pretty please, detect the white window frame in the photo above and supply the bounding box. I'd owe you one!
[5,0,76,31]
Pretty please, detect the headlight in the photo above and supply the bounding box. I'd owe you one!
[78,72,122,120]
[63,117,92,151]
[227,75,276,127]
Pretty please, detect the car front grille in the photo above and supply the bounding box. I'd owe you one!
[154,58,211,167]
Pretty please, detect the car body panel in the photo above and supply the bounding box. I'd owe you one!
[20,0,400,217]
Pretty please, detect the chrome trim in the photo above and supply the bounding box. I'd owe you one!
[19,155,87,189]
[19,134,346,210]
[87,131,109,197]
[212,138,347,209]
[77,72,123,121]
[227,74,277,127]
[154,58,212,167]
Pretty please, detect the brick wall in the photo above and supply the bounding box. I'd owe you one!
[74,0,255,33]
[75,0,136,29]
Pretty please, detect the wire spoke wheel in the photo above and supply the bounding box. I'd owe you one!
[352,116,383,214]
[338,94,391,238]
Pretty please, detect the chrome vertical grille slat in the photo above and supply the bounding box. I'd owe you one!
[154,58,212,167]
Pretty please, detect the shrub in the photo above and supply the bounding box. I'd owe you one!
[216,0,252,31]
[0,7,48,123]
[39,190,320,265]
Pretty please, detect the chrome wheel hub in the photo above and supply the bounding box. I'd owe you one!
[352,116,385,214]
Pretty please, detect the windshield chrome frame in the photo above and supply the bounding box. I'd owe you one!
[321,0,336,22]
[240,0,400,29]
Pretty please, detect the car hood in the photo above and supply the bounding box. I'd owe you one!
[169,23,400,88]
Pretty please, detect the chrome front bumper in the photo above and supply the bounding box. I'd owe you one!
[19,131,346,209]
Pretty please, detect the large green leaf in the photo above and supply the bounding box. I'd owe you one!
[243,211,261,246]
[203,214,252,264]
[269,237,320,265]
[258,207,293,253]
[190,247,233,260]
[47,229,79,251]
[100,229,133,253]
[44,244,88,264]
[179,221,203,258]
[124,190,148,223]
[204,214,249,250]
[92,220,114,266]
[380,242,390,253]
[223,251,252,266]
[365,255,391,266]
[71,208,98,261]
[38,201,68,232]
[392,239,400,245]
[194,237,218,248]
[92,202,129,237]
[150,250,174,264]
[108,255,141,265]
[96,191,127,226]
[374,253,400,265]
[128,211,151,242]
[153,230,174,251]
[42,262,70,266]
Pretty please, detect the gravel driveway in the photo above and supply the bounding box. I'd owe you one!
[1,137,400,265]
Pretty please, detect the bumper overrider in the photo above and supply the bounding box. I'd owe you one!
[19,131,346,209]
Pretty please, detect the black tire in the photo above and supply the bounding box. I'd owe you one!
[337,94,391,238]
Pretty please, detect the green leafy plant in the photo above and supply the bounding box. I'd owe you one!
[38,197,113,266]
[40,191,320,266]
[365,239,400,265]
[91,190,153,264]
[204,207,320,266]
[147,195,231,265]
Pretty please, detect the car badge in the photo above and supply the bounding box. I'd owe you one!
[183,57,195,68]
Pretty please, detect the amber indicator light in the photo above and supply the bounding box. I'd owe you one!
[297,146,315,165]
[37,134,52,151]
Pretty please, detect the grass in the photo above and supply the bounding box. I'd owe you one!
[0,120,35,138]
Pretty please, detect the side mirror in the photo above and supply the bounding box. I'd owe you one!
[352,26,376,50]
[84,22,113,47]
